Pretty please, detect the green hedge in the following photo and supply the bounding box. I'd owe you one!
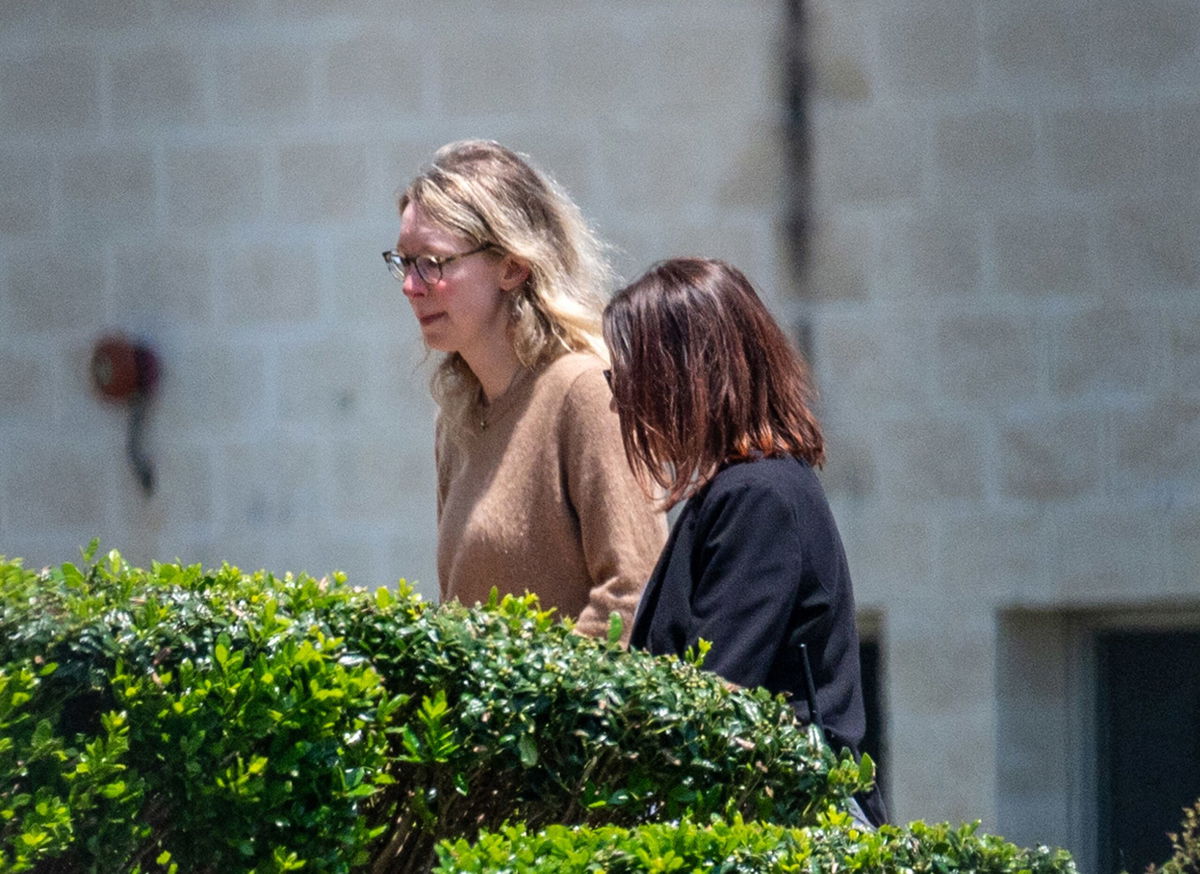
[1147,799,1200,874]
[0,547,864,873]
[435,813,1077,874]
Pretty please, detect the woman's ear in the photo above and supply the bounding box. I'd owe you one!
[499,255,532,292]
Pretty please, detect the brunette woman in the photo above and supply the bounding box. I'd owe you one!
[386,140,665,641]
[602,257,886,826]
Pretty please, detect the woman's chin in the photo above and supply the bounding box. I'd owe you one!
[418,327,454,352]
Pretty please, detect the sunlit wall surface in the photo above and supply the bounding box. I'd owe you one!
[1,2,1197,867]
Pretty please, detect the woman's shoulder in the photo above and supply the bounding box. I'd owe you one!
[706,456,821,503]
[533,352,607,401]
[542,351,604,380]
[695,457,835,537]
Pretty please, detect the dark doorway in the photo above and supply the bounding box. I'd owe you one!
[1096,629,1200,873]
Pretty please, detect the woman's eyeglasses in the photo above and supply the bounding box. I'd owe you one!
[382,244,493,284]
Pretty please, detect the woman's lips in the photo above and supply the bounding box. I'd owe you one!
[417,313,446,327]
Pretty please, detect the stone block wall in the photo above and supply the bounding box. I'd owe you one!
[2,0,1197,856]
[0,0,783,591]
[801,0,1200,840]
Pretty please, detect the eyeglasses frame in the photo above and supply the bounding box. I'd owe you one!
[382,243,495,285]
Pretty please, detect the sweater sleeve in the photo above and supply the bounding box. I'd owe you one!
[686,477,806,689]
[560,366,667,644]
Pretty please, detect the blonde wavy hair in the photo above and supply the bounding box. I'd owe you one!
[398,140,614,432]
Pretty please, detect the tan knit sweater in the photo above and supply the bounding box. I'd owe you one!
[435,352,666,642]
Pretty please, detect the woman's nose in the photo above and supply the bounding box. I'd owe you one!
[402,269,425,298]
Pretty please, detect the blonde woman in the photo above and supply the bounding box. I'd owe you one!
[385,140,665,641]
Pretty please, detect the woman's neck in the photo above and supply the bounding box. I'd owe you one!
[463,344,523,404]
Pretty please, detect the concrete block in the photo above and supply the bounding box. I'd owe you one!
[796,212,871,302]
[1153,102,1200,185]
[877,0,981,97]
[60,149,157,233]
[3,441,108,532]
[154,341,267,433]
[981,1,1090,89]
[1044,509,1168,602]
[0,149,54,237]
[935,312,1040,406]
[817,422,880,504]
[277,142,370,222]
[995,612,1075,850]
[833,501,934,605]
[1093,0,1200,84]
[645,14,775,117]
[0,49,100,131]
[330,434,421,522]
[541,16,657,118]
[116,445,215,532]
[992,210,1093,297]
[434,17,547,115]
[165,146,265,227]
[1046,108,1153,193]
[6,248,106,333]
[597,120,719,213]
[110,46,202,127]
[716,127,787,211]
[888,605,998,823]
[1109,398,1200,503]
[1170,310,1200,394]
[51,1,155,28]
[323,34,422,122]
[215,46,317,124]
[276,331,405,426]
[806,2,875,103]
[999,410,1103,501]
[815,312,935,412]
[1049,305,1161,398]
[934,109,1037,197]
[112,244,214,325]
[1099,198,1200,290]
[879,416,986,501]
[820,450,881,518]
[328,232,410,323]
[1169,509,1200,591]
[264,0,384,17]
[876,209,982,297]
[386,139,446,197]
[891,704,998,825]
[658,217,773,291]
[216,440,325,531]
[937,511,1047,603]
[387,522,440,599]
[811,106,924,204]
[596,215,666,284]
[0,0,54,27]
[890,605,999,714]
[0,349,55,420]
[217,243,321,324]
[159,0,253,22]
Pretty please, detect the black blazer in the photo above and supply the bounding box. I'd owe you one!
[630,455,885,824]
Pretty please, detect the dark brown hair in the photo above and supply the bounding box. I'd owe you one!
[602,258,825,507]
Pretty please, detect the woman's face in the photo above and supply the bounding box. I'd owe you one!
[396,202,524,362]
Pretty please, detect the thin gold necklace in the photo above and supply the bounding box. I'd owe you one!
[478,366,522,430]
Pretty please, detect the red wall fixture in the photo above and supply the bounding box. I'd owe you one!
[90,334,160,494]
